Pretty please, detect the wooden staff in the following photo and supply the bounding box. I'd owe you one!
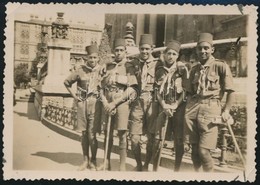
[225,118,246,169]
[155,115,169,171]
[103,115,111,171]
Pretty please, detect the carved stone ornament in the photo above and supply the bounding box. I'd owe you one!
[51,12,69,39]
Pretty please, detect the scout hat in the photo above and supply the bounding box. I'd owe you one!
[86,44,98,55]
[197,33,213,45]
[114,38,126,48]
[165,40,181,53]
[139,34,153,46]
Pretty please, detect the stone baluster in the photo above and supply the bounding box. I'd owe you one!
[67,109,72,127]
[41,105,47,120]
[219,126,228,167]
[72,108,77,130]
[64,107,68,125]
[61,108,66,126]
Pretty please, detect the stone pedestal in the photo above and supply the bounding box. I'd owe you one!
[34,38,75,118]
[44,38,72,87]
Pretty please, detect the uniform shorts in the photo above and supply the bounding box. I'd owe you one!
[76,96,102,133]
[184,98,221,150]
[129,93,159,135]
[155,102,186,144]
[102,87,130,131]
[102,101,129,131]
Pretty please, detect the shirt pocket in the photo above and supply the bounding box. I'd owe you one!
[207,75,220,90]
[197,114,218,132]
[146,73,155,84]
[175,77,183,93]
[192,72,200,84]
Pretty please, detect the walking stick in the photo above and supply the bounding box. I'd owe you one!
[225,118,246,169]
[103,115,111,171]
[155,115,169,171]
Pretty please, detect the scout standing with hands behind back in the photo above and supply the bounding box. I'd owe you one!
[184,33,235,172]
[64,44,103,171]
[129,34,160,171]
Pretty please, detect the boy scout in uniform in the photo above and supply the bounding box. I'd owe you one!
[184,33,235,172]
[97,38,138,171]
[129,34,161,171]
[154,40,189,171]
[64,45,103,171]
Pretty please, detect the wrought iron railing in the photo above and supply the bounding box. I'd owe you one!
[43,102,78,130]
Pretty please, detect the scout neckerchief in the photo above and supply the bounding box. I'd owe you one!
[196,57,214,95]
[108,58,127,85]
[85,64,101,94]
[159,62,177,95]
[140,55,154,91]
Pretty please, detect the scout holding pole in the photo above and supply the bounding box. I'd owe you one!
[155,114,169,171]
[103,115,112,171]
[225,117,246,169]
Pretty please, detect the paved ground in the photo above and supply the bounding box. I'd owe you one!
[13,101,171,172]
[12,89,244,174]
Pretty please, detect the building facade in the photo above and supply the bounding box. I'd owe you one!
[105,14,247,77]
[14,15,102,70]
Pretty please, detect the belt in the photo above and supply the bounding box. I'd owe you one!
[139,91,154,101]
[140,90,153,95]
[105,86,125,93]
[200,98,220,104]
[87,93,99,98]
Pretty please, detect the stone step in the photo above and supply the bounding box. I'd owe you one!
[16,98,34,103]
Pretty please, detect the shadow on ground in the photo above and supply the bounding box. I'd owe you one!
[31,151,135,171]
[14,102,39,121]
[31,151,83,166]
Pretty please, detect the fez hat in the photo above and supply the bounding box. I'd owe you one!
[114,38,126,48]
[165,40,181,53]
[86,44,98,55]
[139,34,153,46]
[198,33,213,45]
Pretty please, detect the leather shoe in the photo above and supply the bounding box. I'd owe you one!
[88,161,97,171]
[142,164,149,171]
[133,165,142,171]
[77,160,88,171]
[96,162,111,171]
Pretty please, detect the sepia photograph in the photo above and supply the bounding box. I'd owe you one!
[3,3,257,182]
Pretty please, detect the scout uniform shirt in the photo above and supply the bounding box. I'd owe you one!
[155,61,189,104]
[129,56,162,134]
[64,64,102,99]
[64,64,102,132]
[131,56,161,94]
[155,61,189,141]
[101,58,138,130]
[101,58,138,102]
[187,56,235,99]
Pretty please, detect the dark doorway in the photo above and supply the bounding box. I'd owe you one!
[156,15,166,47]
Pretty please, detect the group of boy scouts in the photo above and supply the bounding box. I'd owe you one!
[64,32,235,172]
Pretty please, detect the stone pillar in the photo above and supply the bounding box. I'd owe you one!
[124,22,139,57]
[44,38,72,87]
[39,12,72,93]
[239,43,247,77]
[136,15,145,45]
[149,14,157,46]
[34,12,74,119]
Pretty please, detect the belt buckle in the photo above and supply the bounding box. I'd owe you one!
[140,92,152,101]
[77,92,87,101]
[200,99,208,104]
[109,86,120,93]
